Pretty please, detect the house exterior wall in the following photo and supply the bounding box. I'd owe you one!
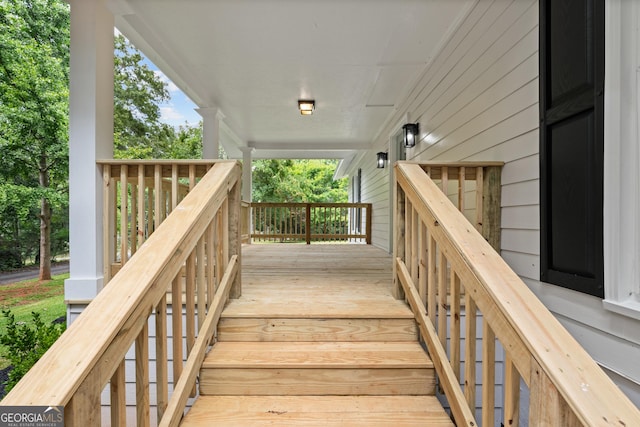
[348,0,640,410]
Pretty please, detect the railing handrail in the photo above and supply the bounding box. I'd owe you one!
[394,162,640,425]
[1,161,242,413]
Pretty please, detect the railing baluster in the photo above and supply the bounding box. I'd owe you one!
[482,321,496,427]
[172,164,179,209]
[110,361,126,426]
[458,166,465,214]
[411,205,419,287]
[154,165,162,232]
[450,271,461,380]
[156,295,168,421]
[207,222,215,305]
[418,220,427,306]
[131,178,138,254]
[215,210,224,289]
[146,172,153,239]
[475,166,483,233]
[138,165,146,247]
[405,199,412,274]
[120,165,129,264]
[428,235,437,327]
[437,251,447,351]
[197,235,206,329]
[464,296,477,411]
[504,352,520,427]
[103,165,113,282]
[189,164,196,190]
[171,275,183,389]
[185,249,196,397]
[441,166,448,195]
[136,322,150,427]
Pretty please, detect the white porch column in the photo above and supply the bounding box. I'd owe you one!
[196,107,222,159]
[64,0,114,302]
[240,147,254,201]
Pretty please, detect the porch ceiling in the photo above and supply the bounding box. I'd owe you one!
[110,0,471,159]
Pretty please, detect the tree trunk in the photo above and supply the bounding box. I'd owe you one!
[39,156,52,281]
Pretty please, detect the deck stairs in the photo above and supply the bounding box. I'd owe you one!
[179,244,454,426]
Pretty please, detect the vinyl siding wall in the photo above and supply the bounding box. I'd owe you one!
[348,0,640,412]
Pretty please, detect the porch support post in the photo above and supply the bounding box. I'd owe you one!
[197,107,222,159]
[240,147,254,201]
[64,0,114,305]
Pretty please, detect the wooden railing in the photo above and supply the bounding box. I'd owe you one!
[250,202,372,244]
[393,162,640,426]
[240,201,251,244]
[1,161,243,426]
[99,160,223,283]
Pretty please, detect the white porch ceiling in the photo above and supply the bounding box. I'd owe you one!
[110,0,471,159]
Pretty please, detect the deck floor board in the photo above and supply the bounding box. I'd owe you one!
[223,244,412,319]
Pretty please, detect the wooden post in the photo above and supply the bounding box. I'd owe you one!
[65,375,102,427]
[529,359,582,426]
[392,177,406,300]
[103,165,114,284]
[228,180,242,298]
[365,204,372,244]
[482,166,501,252]
[305,203,311,244]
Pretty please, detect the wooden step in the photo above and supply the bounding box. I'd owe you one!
[181,396,454,426]
[217,317,418,342]
[199,341,435,396]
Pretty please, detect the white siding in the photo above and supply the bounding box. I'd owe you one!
[347,0,640,409]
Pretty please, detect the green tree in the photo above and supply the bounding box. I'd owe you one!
[113,34,203,160]
[114,34,170,156]
[252,159,347,202]
[0,0,70,278]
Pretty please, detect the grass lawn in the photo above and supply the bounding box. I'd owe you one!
[0,273,68,370]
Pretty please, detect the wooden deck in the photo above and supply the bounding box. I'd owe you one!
[180,244,453,426]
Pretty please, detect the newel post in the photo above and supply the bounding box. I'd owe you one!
[392,170,406,300]
[482,166,502,252]
[228,179,242,299]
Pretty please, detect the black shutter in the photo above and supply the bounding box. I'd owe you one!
[539,0,604,297]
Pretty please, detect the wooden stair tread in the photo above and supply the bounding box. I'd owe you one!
[217,317,418,342]
[222,297,415,319]
[203,341,432,369]
[181,396,454,426]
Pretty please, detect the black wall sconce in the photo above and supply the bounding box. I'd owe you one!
[376,151,388,168]
[402,123,419,148]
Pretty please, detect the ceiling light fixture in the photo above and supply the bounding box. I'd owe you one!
[298,99,315,115]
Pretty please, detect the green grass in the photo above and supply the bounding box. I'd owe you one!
[0,274,68,370]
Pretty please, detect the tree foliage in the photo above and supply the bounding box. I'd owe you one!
[252,159,347,203]
[0,309,65,393]
[113,34,203,160]
[0,0,204,272]
[0,0,70,276]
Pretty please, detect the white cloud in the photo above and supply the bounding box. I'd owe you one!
[160,105,185,122]
[154,70,179,93]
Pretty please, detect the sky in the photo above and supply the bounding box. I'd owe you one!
[143,58,202,128]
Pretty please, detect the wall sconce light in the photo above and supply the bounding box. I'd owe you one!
[402,123,419,148]
[376,151,388,168]
[298,99,315,115]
